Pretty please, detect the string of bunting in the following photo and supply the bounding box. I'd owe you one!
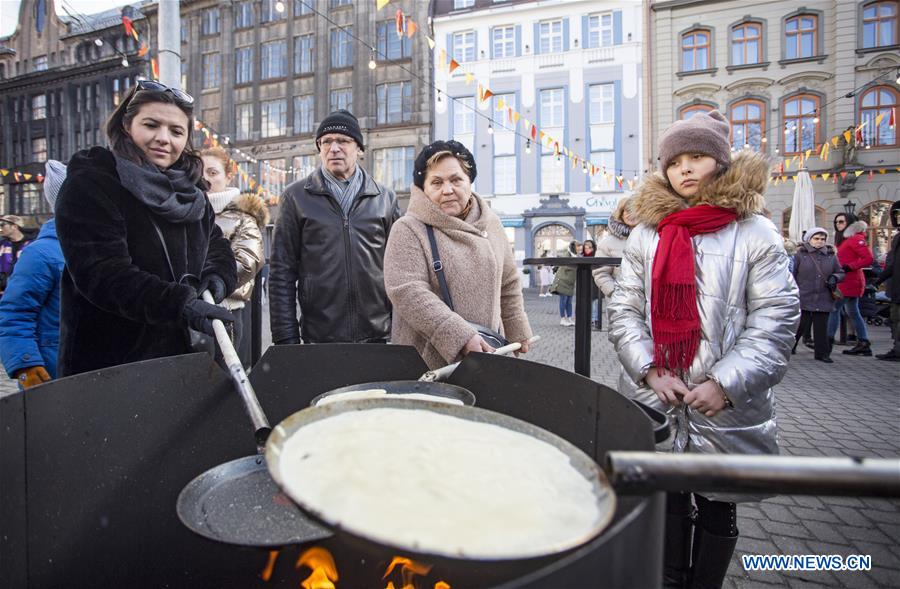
[0,169,44,183]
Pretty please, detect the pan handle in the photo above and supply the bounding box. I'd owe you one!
[202,291,271,450]
[421,336,542,382]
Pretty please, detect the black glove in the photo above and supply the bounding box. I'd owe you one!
[198,273,227,303]
[826,275,838,287]
[182,299,234,337]
[841,265,852,273]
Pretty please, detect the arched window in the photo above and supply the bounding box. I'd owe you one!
[678,103,714,119]
[862,1,898,48]
[785,14,818,59]
[783,94,820,155]
[731,22,762,65]
[860,86,898,148]
[730,99,766,151]
[534,223,575,257]
[858,200,895,261]
[781,205,829,239]
[681,29,711,72]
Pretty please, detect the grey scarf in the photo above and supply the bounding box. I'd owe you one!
[115,154,207,224]
[607,218,632,240]
[321,165,364,217]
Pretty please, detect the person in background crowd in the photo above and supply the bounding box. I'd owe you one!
[873,200,900,361]
[0,215,36,297]
[581,239,600,328]
[550,241,578,326]
[593,197,636,322]
[269,110,401,344]
[383,140,532,369]
[833,212,858,247]
[791,227,843,362]
[0,161,67,388]
[827,219,874,357]
[608,111,798,589]
[201,147,269,368]
[538,251,553,297]
[55,80,236,377]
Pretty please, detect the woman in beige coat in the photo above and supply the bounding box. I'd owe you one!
[384,140,533,369]
[592,196,636,298]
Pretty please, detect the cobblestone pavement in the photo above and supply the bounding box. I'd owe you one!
[2,288,898,588]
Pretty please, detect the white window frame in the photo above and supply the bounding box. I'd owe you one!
[588,13,613,48]
[453,30,476,62]
[260,99,287,138]
[539,20,563,54]
[492,26,515,58]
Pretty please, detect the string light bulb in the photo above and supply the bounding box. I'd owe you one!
[94,38,103,47]
[525,139,532,154]
[368,49,377,70]
[582,162,588,174]
[487,124,494,135]
[761,136,767,143]
[121,58,129,67]
[275,1,285,13]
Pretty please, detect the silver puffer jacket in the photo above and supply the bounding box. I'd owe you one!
[214,193,269,310]
[608,151,800,503]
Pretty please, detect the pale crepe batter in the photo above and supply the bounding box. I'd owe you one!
[314,389,465,406]
[276,407,607,558]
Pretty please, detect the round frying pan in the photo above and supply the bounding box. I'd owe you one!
[265,397,617,562]
[176,292,330,547]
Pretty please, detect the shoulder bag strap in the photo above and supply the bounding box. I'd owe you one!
[149,216,177,282]
[425,224,454,311]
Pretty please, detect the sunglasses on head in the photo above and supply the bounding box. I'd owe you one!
[135,80,194,105]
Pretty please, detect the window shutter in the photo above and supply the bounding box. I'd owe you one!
[582,15,589,49]
[446,34,454,61]
[613,11,623,45]
[533,22,541,54]
[515,25,522,56]
[490,27,495,59]
[563,18,570,52]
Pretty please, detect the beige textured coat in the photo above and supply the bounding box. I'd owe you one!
[384,186,533,368]
[215,194,269,310]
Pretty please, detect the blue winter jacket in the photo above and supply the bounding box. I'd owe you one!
[0,220,65,379]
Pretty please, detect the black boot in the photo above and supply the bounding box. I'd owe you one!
[663,508,694,588]
[843,339,872,356]
[689,525,738,589]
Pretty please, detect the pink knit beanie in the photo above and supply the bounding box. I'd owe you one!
[658,110,731,172]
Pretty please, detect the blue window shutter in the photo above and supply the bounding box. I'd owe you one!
[613,11,623,45]
[473,32,478,61]
[582,15,589,49]
[515,25,522,56]
[446,34,453,61]
[490,27,495,59]
[533,22,541,54]
[563,18,570,51]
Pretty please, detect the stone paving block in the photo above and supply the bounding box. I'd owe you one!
[851,541,900,574]
[736,536,779,556]
[759,520,812,539]
[788,506,843,524]
[803,520,849,545]
[769,534,811,556]
[828,505,872,527]
[739,518,769,540]
[792,496,825,510]
[784,571,840,587]
[827,572,881,589]
[865,565,900,588]
[764,495,796,507]
[821,496,867,509]
[838,525,893,544]
[760,503,802,524]
[862,498,900,513]
[873,521,900,543]
[732,578,782,589]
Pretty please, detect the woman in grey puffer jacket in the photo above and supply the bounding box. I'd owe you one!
[792,228,843,362]
[608,111,799,589]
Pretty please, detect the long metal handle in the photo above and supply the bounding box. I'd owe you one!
[202,291,271,450]
[605,451,900,498]
[421,335,542,382]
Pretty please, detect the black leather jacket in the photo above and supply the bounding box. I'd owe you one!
[269,167,400,344]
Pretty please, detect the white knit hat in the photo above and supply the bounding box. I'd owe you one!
[43,160,67,211]
[803,227,828,243]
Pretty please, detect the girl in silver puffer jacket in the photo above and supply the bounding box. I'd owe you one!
[608,111,799,589]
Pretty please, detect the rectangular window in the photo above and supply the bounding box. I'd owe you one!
[588,13,613,48]
[294,0,313,16]
[454,0,475,8]
[540,155,564,193]
[785,14,817,59]
[235,1,254,29]
[32,137,47,162]
[783,95,819,154]
[373,147,414,192]
[863,2,898,48]
[492,26,516,58]
[539,20,563,54]
[731,23,762,66]
[330,88,352,112]
[730,100,765,151]
[32,55,48,71]
[235,47,254,84]
[261,0,286,23]
[201,107,220,129]
[452,31,476,62]
[494,156,516,195]
[201,8,220,36]
[292,155,317,182]
[682,30,710,71]
[330,0,352,6]
[261,100,287,138]
[236,161,253,192]
[452,97,475,152]
[259,159,286,199]
[201,53,221,89]
[331,27,354,68]
[181,20,188,43]
[261,40,288,79]
[236,103,254,140]
[32,94,47,120]
[540,88,565,193]
[293,95,314,134]
[377,21,412,60]
[492,93,517,153]
[376,81,413,125]
[589,83,615,150]
[294,34,315,74]
[540,88,565,128]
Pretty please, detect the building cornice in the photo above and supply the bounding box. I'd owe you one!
[651,0,731,11]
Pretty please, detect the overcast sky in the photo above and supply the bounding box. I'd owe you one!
[1,0,138,38]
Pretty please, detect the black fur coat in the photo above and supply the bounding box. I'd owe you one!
[55,147,237,376]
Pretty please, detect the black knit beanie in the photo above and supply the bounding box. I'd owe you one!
[316,109,364,150]
[413,140,478,189]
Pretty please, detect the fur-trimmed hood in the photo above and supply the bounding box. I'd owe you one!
[843,220,867,238]
[224,193,270,228]
[607,218,631,240]
[632,150,770,228]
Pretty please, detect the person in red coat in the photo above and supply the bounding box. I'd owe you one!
[827,220,874,355]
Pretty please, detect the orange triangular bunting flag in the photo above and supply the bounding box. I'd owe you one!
[840,172,847,179]
[138,44,149,57]
[406,19,417,38]
[482,88,494,102]
[377,0,391,9]
[843,130,852,144]
[151,58,159,79]
[448,59,460,73]
[831,136,839,148]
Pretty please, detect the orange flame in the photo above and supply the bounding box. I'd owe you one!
[382,556,449,589]
[296,547,339,589]
[260,550,279,582]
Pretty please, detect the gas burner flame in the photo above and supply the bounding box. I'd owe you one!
[382,556,449,589]
[297,547,339,589]
[260,550,279,582]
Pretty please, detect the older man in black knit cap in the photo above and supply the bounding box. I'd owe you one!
[270,109,401,344]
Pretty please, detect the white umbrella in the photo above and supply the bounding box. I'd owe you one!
[789,167,816,243]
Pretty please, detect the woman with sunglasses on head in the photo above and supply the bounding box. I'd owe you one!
[55,81,237,377]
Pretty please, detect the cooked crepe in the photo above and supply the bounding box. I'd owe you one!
[314,389,464,406]
[276,408,606,558]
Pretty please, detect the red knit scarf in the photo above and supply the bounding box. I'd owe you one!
[652,204,738,373]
